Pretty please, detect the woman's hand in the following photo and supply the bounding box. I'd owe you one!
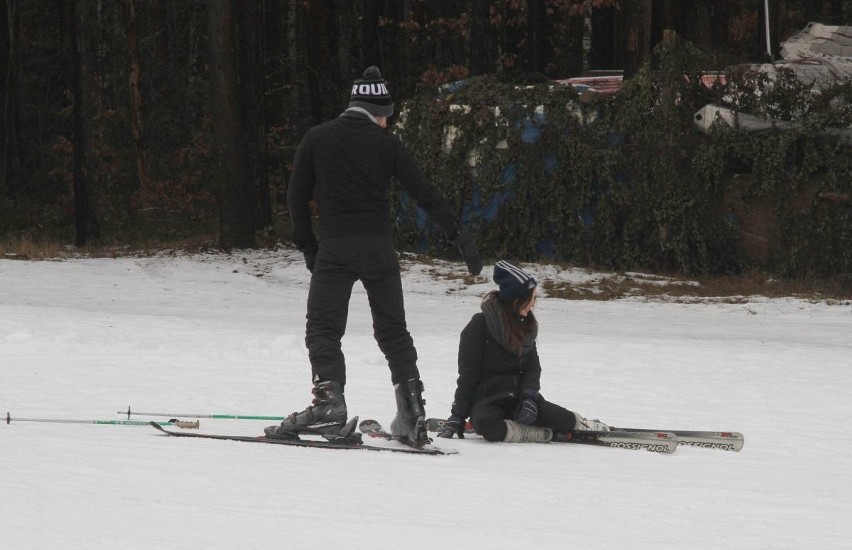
[514,389,540,425]
[436,414,466,438]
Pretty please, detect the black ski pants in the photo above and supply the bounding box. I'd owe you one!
[305,235,418,386]
[472,395,576,442]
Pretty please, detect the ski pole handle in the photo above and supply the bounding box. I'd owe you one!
[170,420,200,429]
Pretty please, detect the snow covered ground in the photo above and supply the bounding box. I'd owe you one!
[1,249,850,549]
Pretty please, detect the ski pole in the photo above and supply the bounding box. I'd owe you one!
[120,406,283,421]
[7,412,199,429]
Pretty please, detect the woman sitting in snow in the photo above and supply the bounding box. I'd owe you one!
[437,260,609,443]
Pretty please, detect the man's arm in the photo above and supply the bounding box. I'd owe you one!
[393,143,482,275]
[392,144,459,235]
[287,131,319,255]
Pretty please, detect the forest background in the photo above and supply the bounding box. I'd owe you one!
[0,0,850,288]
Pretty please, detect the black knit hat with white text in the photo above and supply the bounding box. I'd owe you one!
[493,260,537,303]
[348,66,394,118]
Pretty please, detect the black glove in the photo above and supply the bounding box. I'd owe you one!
[450,227,482,276]
[514,389,539,425]
[436,414,466,439]
[303,248,317,273]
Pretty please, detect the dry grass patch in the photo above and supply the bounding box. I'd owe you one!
[0,236,63,260]
[0,234,223,261]
[544,270,851,303]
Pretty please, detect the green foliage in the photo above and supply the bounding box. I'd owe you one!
[394,39,852,278]
[704,69,852,277]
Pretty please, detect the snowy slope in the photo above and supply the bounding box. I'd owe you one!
[1,250,850,549]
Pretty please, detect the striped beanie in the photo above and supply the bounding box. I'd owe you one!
[349,66,394,117]
[493,260,537,302]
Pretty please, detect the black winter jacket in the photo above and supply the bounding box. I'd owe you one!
[287,110,459,253]
[451,312,542,417]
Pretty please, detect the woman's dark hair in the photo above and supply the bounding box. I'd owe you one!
[486,290,537,354]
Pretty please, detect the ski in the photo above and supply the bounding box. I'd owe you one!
[611,427,744,452]
[422,418,675,453]
[553,430,678,454]
[149,421,452,456]
[358,419,458,455]
[426,418,743,452]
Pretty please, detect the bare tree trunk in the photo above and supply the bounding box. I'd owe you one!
[525,0,548,75]
[237,0,270,231]
[623,0,652,78]
[304,1,332,123]
[63,0,99,246]
[384,0,407,90]
[283,0,313,131]
[829,0,844,23]
[361,0,380,68]
[590,2,616,70]
[304,1,325,123]
[469,0,495,76]
[688,0,713,53]
[329,4,348,97]
[559,4,585,76]
[209,0,256,249]
[711,0,730,53]
[127,0,148,210]
[0,0,20,199]
[264,0,286,134]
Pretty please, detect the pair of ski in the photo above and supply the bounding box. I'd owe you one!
[151,417,743,455]
[426,418,744,453]
[150,418,455,456]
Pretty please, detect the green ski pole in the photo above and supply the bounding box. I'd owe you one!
[120,406,282,421]
[7,412,199,429]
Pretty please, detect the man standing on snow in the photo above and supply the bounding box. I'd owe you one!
[266,66,482,447]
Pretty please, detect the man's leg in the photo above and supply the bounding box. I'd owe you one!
[305,242,358,385]
[359,239,426,443]
[265,241,356,439]
[362,268,418,384]
[363,270,426,443]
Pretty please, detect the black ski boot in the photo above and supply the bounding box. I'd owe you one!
[265,380,355,441]
[390,378,429,447]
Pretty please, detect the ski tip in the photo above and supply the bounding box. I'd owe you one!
[715,431,744,452]
[150,421,169,433]
[420,445,459,456]
[339,416,360,438]
[721,431,744,445]
[678,432,745,452]
[358,419,380,432]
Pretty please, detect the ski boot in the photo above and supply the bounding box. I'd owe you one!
[503,420,553,443]
[389,378,429,447]
[574,414,610,432]
[265,380,360,443]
